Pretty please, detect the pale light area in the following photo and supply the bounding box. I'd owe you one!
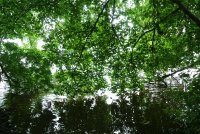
[113,130,121,134]
[182,27,186,33]
[42,94,67,131]
[21,58,33,68]
[0,81,9,106]
[31,11,39,18]
[161,68,199,91]
[42,94,67,106]
[103,75,111,86]
[112,15,127,25]
[50,64,59,74]
[83,5,88,12]
[37,39,45,50]
[3,37,46,50]
[22,37,29,44]
[138,70,145,78]
[97,90,119,104]
[43,18,56,37]
[3,38,23,47]
[20,58,26,64]
[100,0,107,3]
[126,0,136,8]
[61,65,67,70]
[128,22,133,27]
[43,21,56,33]
[174,68,199,79]
[105,90,119,104]
[108,0,134,29]
[57,18,65,23]
[194,52,200,62]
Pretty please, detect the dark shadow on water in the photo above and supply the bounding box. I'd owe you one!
[1,85,200,134]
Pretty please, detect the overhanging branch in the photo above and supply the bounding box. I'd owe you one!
[79,0,110,59]
[133,28,155,48]
[161,63,197,79]
[129,7,180,53]
[161,67,188,79]
[159,8,180,23]
[0,63,20,88]
[171,0,200,28]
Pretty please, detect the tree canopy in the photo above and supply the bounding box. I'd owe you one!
[0,0,200,95]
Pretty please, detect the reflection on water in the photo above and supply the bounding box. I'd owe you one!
[0,82,9,106]
[0,90,189,134]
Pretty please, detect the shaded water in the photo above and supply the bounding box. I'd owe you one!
[0,90,189,134]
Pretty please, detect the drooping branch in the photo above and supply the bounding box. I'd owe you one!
[87,0,110,37]
[110,0,123,44]
[111,0,119,40]
[171,0,200,27]
[79,0,110,59]
[161,67,189,79]
[161,62,197,79]
[133,28,155,48]
[129,8,181,64]
[159,8,180,23]
[74,0,110,85]
[0,63,19,87]
[130,28,155,64]
[129,8,180,51]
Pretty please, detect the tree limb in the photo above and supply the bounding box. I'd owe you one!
[79,0,110,59]
[171,0,200,27]
[110,0,120,41]
[161,67,188,79]
[133,28,155,48]
[0,63,20,88]
[130,28,154,64]
[159,8,180,23]
[161,63,196,79]
[129,8,181,64]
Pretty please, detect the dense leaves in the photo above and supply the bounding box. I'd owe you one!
[1,0,199,94]
[0,0,200,132]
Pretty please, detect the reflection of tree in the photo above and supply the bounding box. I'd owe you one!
[30,109,56,134]
[110,92,186,134]
[3,93,56,134]
[53,93,185,134]
[3,93,33,133]
[0,108,12,134]
[55,96,112,133]
[2,83,200,134]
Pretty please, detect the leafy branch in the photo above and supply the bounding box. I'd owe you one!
[161,61,199,80]
[0,63,20,88]
[171,0,200,27]
[72,0,110,88]
[79,0,110,59]
[129,8,180,64]
[130,28,155,63]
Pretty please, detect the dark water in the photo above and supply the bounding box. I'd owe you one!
[0,88,199,134]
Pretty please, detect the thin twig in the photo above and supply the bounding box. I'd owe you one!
[79,0,110,59]
[129,7,180,64]
[132,28,155,49]
[130,28,155,64]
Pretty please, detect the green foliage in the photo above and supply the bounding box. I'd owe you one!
[0,0,200,94]
[1,0,200,133]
